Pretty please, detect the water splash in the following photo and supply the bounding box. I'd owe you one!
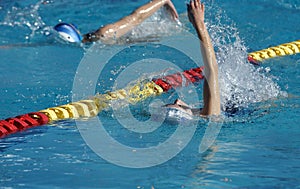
[117,7,183,44]
[0,1,51,41]
[276,0,300,9]
[113,3,287,114]
[205,4,287,111]
[86,2,286,116]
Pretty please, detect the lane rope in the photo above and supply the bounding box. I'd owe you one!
[248,39,300,64]
[0,67,204,138]
[1,39,299,138]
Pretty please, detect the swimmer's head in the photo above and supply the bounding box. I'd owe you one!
[164,107,194,123]
[164,103,193,117]
[164,99,201,119]
[54,23,82,43]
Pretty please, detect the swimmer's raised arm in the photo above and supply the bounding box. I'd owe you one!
[82,0,178,43]
[187,0,220,115]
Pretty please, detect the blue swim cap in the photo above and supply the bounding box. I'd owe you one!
[54,23,82,43]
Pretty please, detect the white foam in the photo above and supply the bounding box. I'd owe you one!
[204,5,287,110]
[0,0,49,40]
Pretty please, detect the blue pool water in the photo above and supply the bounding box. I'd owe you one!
[0,0,300,188]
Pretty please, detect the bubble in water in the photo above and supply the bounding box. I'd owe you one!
[277,0,300,9]
[0,1,47,40]
[265,67,271,73]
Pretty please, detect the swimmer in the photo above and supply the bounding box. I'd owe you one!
[165,0,220,117]
[54,0,178,43]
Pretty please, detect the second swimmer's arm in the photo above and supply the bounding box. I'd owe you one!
[82,0,178,43]
[188,0,220,116]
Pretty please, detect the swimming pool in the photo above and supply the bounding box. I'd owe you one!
[0,0,299,188]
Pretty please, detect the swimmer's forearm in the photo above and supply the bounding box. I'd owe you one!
[196,22,220,116]
[110,0,168,39]
[134,0,169,21]
[82,0,171,43]
[195,23,217,76]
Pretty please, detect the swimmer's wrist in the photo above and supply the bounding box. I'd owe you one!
[161,0,171,6]
[195,23,209,42]
[195,22,206,34]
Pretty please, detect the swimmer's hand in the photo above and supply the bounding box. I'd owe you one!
[165,0,179,20]
[187,0,205,28]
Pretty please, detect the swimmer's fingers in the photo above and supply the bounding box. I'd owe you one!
[188,0,205,24]
[199,0,205,14]
[192,0,205,12]
[187,1,198,26]
[190,0,195,9]
[194,0,200,8]
[165,0,179,20]
[187,4,193,23]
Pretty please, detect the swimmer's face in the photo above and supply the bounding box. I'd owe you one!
[165,104,193,116]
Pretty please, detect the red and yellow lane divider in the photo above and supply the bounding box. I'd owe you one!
[1,39,299,138]
[248,39,300,64]
[0,67,205,138]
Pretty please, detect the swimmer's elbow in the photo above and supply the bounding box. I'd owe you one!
[130,10,143,24]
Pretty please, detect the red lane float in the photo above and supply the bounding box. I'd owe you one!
[153,66,204,91]
[0,66,205,138]
[2,39,299,138]
[0,112,49,137]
